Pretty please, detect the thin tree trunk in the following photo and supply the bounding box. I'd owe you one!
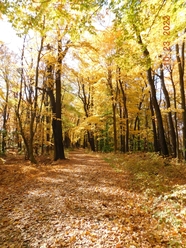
[149,96,160,152]
[29,34,45,163]
[169,68,179,158]
[2,77,9,153]
[77,79,95,152]
[118,75,129,152]
[107,68,117,153]
[119,103,125,153]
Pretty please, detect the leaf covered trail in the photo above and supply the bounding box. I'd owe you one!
[0,150,185,247]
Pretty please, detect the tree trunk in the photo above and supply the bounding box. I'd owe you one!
[176,40,186,159]
[160,63,177,157]
[148,70,169,156]
[46,64,65,160]
[169,68,179,158]
[15,34,42,164]
[149,97,160,152]
[46,37,70,160]
[118,74,129,152]
[87,131,95,151]
[138,35,168,156]
[54,38,65,160]
[107,68,118,153]
[2,77,9,154]
[119,104,125,153]
[77,78,96,152]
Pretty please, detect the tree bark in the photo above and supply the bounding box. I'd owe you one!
[117,71,129,153]
[149,97,160,152]
[169,67,179,158]
[138,35,169,156]
[176,40,186,159]
[46,38,70,160]
[54,39,65,160]
[77,79,96,152]
[107,68,118,153]
[119,103,125,153]
[147,69,169,156]
[159,63,177,157]
[2,77,9,154]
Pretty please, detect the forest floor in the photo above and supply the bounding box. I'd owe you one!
[0,149,186,248]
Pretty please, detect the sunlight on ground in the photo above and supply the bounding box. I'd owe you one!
[38,176,65,184]
[1,151,186,247]
[27,189,49,198]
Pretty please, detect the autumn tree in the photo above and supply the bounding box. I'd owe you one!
[44,35,70,160]
[117,71,129,153]
[4,0,107,160]
[12,33,45,163]
[109,0,186,156]
[0,45,15,153]
[175,33,186,159]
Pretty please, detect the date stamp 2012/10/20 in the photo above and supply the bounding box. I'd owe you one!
[162,15,171,65]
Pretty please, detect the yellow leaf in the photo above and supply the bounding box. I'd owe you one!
[69,236,76,242]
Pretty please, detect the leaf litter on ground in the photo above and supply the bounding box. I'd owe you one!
[0,150,186,247]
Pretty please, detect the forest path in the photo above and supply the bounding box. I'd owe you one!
[0,150,173,247]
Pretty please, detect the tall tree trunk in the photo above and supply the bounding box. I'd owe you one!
[118,74,129,152]
[119,103,125,153]
[87,131,95,151]
[46,38,70,160]
[77,79,96,152]
[46,62,65,160]
[169,68,179,158]
[15,30,44,163]
[160,63,177,157]
[2,77,9,154]
[149,93,160,153]
[107,68,118,153]
[29,34,44,163]
[133,115,141,151]
[138,35,169,156]
[176,39,186,159]
[15,35,36,163]
[148,70,169,156]
[112,102,117,153]
[53,38,65,160]
[134,100,143,151]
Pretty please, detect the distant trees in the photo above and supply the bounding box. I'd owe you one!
[0,45,13,154]
[0,44,17,154]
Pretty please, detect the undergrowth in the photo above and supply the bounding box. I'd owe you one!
[103,152,186,247]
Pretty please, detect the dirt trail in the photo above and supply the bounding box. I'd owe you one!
[0,150,166,247]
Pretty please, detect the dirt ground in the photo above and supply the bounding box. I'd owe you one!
[0,150,185,247]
